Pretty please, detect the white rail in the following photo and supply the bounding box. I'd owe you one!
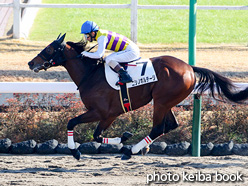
[0,82,247,106]
[0,82,247,94]
[0,82,78,93]
[0,0,247,40]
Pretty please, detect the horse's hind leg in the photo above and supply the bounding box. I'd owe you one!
[141,109,178,155]
[163,109,179,133]
[122,108,178,160]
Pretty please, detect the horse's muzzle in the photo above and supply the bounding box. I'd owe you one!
[28,61,42,73]
[28,61,34,69]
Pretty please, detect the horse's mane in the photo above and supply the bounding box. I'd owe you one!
[66,40,104,84]
[66,40,87,54]
[66,40,103,66]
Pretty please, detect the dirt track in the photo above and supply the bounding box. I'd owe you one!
[0,154,248,186]
[0,38,247,82]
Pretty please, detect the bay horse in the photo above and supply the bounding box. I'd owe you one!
[28,34,248,160]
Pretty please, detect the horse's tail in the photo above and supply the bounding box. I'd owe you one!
[191,66,248,104]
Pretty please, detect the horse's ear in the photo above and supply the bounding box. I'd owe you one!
[56,33,61,40]
[57,33,66,44]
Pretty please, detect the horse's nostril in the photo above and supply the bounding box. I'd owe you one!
[28,61,34,66]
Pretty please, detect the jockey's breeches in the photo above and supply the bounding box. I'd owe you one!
[105,43,140,69]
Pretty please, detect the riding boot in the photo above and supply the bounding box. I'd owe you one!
[117,68,133,84]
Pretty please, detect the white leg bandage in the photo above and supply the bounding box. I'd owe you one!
[131,136,153,154]
[67,130,75,149]
[102,137,121,144]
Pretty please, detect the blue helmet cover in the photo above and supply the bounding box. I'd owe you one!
[81,21,99,34]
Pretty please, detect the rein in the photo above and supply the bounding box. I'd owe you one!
[76,56,103,90]
[37,37,101,90]
[38,41,98,71]
[75,43,102,90]
[87,44,98,52]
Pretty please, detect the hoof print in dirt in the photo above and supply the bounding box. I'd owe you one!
[36,139,58,154]
[0,138,12,153]
[10,140,37,154]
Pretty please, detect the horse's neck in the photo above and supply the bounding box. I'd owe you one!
[63,44,103,88]
[64,59,86,87]
[63,46,87,87]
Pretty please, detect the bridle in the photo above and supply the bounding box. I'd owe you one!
[36,33,97,72]
[33,33,102,90]
[33,33,67,72]
[37,40,66,71]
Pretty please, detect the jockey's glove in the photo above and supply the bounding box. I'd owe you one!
[81,51,87,55]
[76,54,83,59]
[77,51,88,59]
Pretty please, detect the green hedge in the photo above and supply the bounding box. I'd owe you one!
[0,93,247,144]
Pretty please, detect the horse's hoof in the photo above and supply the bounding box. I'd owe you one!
[123,131,133,138]
[70,149,81,160]
[121,131,133,143]
[121,154,131,160]
[141,146,150,156]
[121,148,132,160]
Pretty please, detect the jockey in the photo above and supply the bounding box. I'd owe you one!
[80,20,140,84]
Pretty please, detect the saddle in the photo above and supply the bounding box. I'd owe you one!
[105,58,158,113]
[105,58,158,90]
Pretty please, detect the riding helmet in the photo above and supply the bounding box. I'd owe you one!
[81,21,99,34]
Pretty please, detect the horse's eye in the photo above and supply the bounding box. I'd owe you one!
[46,46,53,53]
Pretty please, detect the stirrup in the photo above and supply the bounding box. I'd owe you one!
[115,79,133,86]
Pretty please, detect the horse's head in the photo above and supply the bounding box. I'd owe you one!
[28,33,66,72]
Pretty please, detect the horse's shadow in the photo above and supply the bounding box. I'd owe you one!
[154,162,247,169]
[1,156,248,175]
[142,156,248,169]
[0,167,78,174]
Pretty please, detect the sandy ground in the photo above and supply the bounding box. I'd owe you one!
[0,154,248,186]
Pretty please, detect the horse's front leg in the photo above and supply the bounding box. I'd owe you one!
[67,110,100,160]
[93,118,133,144]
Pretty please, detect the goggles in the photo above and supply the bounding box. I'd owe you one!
[84,33,91,40]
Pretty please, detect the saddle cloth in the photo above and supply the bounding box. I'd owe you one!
[105,58,158,90]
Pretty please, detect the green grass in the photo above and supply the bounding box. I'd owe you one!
[29,0,248,44]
